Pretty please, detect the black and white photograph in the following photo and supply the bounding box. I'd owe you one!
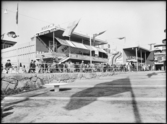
[1,1,166,123]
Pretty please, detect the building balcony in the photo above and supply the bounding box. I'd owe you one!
[69,53,108,63]
[36,52,108,63]
[154,52,166,55]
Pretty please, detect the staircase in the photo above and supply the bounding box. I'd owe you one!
[37,37,53,52]
[58,56,70,64]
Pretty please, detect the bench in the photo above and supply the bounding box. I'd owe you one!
[44,83,68,92]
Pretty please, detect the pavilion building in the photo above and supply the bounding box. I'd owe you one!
[1,25,108,67]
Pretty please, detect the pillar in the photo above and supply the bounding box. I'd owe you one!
[90,35,92,64]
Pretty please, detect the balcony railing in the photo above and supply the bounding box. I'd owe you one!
[36,52,108,63]
[69,53,108,62]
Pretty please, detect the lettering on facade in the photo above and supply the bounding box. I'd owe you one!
[126,56,143,61]
[41,24,55,31]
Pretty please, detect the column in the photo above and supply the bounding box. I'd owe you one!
[53,32,55,52]
[69,37,71,56]
[136,47,138,71]
[90,35,92,64]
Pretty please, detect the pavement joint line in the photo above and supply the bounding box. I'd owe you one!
[3,97,166,101]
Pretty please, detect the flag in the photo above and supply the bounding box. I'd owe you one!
[62,19,80,37]
[93,30,106,45]
[16,3,18,24]
[118,37,125,40]
[94,30,106,37]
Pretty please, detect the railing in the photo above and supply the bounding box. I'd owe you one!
[2,64,117,74]
[69,53,108,62]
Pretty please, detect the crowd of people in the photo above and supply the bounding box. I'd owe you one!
[1,59,154,74]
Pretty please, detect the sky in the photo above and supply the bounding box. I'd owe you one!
[1,1,166,50]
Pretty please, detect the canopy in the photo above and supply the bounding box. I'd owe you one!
[71,41,88,50]
[154,47,161,51]
[55,37,70,46]
[127,59,137,62]
[66,40,76,47]
[84,44,94,51]
[95,47,107,53]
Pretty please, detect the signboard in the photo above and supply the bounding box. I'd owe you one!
[41,23,55,31]
[126,56,143,61]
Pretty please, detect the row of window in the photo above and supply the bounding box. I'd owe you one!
[2,45,35,58]
[2,44,12,49]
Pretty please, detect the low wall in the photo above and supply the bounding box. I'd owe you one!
[1,72,116,96]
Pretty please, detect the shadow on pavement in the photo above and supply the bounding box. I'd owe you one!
[147,72,157,78]
[64,77,142,123]
[2,91,47,108]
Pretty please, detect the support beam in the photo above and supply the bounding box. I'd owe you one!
[90,35,92,64]
[136,47,138,71]
[53,32,55,52]
[69,37,71,55]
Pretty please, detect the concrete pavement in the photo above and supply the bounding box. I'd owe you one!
[1,71,166,123]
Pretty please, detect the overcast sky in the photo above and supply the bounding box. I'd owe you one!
[1,1,166,50]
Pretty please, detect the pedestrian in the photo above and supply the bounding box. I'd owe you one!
[18,63,24,73]
[22,65,27,73]
[50,61,56,73]
[80,61,84,72]
[128,62,131,72]
[28,60,34,73]
[5,59,12,73]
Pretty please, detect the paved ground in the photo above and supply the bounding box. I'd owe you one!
[1,71,166,123]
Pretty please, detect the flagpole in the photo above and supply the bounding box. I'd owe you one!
[16,2,19,71]
[69,36,71,56]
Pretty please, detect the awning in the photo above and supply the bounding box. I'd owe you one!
[91,46,98,51]
[95,47,107,53]
[71,41,88,50]
[84,45,94,51]
[55,37,70,46]
[127,59,137,62]
[66,40,76,47]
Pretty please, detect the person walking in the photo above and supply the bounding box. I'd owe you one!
[128,62,131,72]
[5,59,12,73]
[28,60,33,73]
[18,63,24,73]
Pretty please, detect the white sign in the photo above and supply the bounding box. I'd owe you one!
[41,24,55,31]
[127,56,143,61]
